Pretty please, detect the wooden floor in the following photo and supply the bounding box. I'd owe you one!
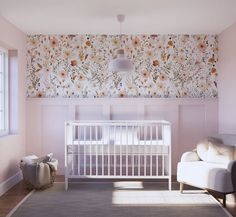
[1,176,236,217]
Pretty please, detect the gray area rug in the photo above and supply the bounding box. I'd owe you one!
[9,182,231,217]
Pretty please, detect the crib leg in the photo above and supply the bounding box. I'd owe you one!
[180,183,184,193]
[168,177,172,191]
[65,177,68,191]
[65,168,68,191]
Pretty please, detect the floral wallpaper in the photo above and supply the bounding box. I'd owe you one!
[26,34,218,98]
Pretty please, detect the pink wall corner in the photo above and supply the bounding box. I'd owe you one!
[218,22,236,134]
[0,15,26,183]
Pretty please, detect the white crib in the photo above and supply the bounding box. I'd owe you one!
[65,120,171,190]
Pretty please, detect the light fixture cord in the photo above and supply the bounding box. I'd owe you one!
[119,20,122,48]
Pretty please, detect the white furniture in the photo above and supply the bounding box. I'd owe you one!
[177,134,236,207]
[65,120,171,190]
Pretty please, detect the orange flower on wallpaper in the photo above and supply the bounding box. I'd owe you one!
[157,83,164,91]
[63,50,72,58]
[132,37,141,47]
[78,73,85,81]
[146,49,154,58]
[141,69,150,79]
[119,91,126,98]
[208,57,215,64]
[153,60,159,67]
[112,38,120,47]
[198,82,206,91]
[197,42,206,52]
[177,55,185,64]
[168,40,173,47]
[50,37,59,48]
[59,70,67,78]
[85,40,91,46]
[159,73,167,81]
[211,68,217,76]
[30,38,39,47]
[36,91,44,97]
[70,60,77,66]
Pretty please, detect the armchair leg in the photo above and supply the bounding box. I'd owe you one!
[223,194,226,208]
[180,183,184,193]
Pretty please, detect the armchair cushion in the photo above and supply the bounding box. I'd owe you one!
[180,150,200,162]
[207,143,234,164]
[196,137,234,164]
[196,139,209,161]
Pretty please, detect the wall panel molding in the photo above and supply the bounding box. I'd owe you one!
[26,98,218,175]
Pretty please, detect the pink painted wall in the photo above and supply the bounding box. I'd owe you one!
[0,16,26,183]
[218,22,236,134]
[26,98,218,175]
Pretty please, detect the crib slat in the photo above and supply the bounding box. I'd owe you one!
[144,125,146,176]
[162,155,165,176]
[78,126,80,176]
[120,125,122,176]
[89,126,92,176]
[114,125,116,176]
[138,124,141,176]
[132,125,134,176]
[102,126,104,176]
[72,125,74,176]
[83,126,86,176]
[150,125,153,176]
[108,126,110,176]
[125,125,127,176]
[156,125,158,176]
[162,125,165,176]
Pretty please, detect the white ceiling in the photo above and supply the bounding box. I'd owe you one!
[0,0,236,34]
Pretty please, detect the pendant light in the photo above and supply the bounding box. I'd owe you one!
[108,14,134,72]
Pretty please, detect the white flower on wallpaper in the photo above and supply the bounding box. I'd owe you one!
[26,34,218,98]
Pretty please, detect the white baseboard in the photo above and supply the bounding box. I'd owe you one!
[0,171,23,197]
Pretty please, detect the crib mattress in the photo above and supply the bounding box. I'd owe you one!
[67,143,169,155]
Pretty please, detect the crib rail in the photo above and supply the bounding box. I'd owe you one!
[65,120,171,190]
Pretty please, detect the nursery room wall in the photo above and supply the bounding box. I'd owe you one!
[218,22,236,134]
[26,34,218,174]
[0,15,26,193]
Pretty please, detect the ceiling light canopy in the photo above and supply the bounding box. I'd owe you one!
[108,14,134,73]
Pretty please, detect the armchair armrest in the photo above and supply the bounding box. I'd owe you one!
[180,150,200,162]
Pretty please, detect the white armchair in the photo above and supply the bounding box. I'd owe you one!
[177,135,236,207]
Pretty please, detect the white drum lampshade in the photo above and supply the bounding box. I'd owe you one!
[108,49,133,72]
